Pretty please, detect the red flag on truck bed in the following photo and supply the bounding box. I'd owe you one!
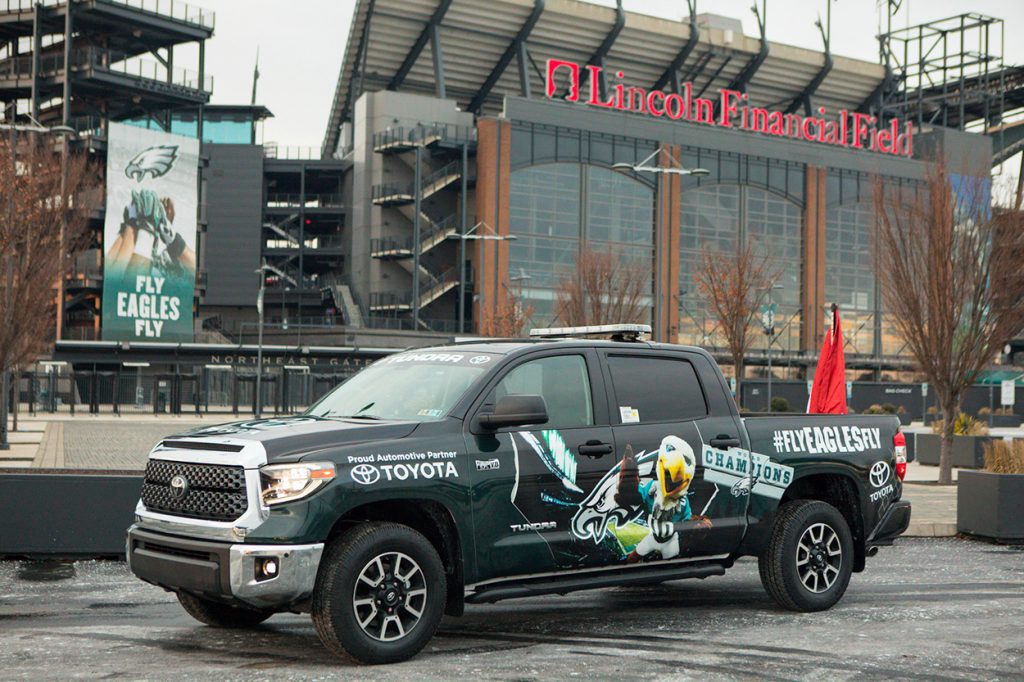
[808,304,847,414]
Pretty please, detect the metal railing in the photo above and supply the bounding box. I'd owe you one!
[369,291,412,309]
[263,144,322,160]
[13,367,349,418]
[421,161,461,194]
[1,0,215,30]
[369,216,458,258]
[372,122,477,152]
[0,47,213,92]
[265,193,344,209]
[308,233,344,249]
[371,182,414,204]
[371,162,461,204]
[363,315,460,333]
[370,236,410,256]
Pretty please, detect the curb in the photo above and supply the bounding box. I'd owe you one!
[904,521,957,537]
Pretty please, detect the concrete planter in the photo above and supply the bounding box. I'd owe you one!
[957,470,1024,542]
[988,415,1023,428]
[0,470,142,557]
[915,433,991,469]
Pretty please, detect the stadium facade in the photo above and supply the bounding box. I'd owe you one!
[2,0,1021,415]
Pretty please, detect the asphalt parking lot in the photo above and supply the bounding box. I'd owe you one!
[1,537,1022,681]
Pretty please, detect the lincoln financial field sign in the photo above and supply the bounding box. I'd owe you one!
[101,123,199,342]
[545,59,914,157]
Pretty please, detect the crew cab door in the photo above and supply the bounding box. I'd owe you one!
[585,349,750,562]
[466,349,614,581]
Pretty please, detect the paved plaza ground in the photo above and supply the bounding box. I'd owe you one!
[1,538,1021,680]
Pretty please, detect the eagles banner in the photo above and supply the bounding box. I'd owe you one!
[101,123,199,342]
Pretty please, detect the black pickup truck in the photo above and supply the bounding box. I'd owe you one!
[127,324,911,664]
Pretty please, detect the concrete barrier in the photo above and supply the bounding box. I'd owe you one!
[0,470,142,557]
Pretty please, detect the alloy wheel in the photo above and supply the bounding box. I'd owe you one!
[351,551,427,642]
[795,522,842,593]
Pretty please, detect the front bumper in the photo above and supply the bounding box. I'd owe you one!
[127,526,324,610]
[867,500,912,547]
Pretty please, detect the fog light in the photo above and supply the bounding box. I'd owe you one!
[255,556,280,582]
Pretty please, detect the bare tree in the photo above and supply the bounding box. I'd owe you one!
[555,245,649,326]
[874,164,1024,485]
[480,284,534,337]
[0,136,97,390]
[692,242,778,405]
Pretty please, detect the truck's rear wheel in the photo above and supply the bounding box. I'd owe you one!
[759,500,853,612]
[312,522,446,665]
[176,592,273,628]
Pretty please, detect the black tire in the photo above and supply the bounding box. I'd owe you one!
[758,500,854,612]
[176,592,274,628]
[311,522,446,665]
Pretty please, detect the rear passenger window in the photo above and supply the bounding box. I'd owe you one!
[607,355,707,423]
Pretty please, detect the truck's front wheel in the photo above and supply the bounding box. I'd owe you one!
[311,522,446,665]
[759,500,853,612]
[176,592,274,628]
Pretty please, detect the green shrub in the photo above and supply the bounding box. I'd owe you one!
[769,396,790,413]
[932,412,990,436]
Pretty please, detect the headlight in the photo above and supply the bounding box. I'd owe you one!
[260,462,336,506]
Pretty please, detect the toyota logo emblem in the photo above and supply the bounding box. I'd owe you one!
[469,355,491,365]
[350,464,381,485]
[169,475,190,499]
[869,461,890,488]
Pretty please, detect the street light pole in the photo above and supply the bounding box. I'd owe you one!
[256,265,265,419]
[254,261,297,419]
[759,284,784,410]
[448,221,517,335]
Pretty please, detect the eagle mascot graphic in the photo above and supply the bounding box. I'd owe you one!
[572,436,712,562]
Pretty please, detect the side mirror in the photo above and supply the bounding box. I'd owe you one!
[479,394,549,430]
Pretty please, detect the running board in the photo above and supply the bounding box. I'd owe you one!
[465,561,727,604]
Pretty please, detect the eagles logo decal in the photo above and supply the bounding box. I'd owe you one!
[125,145,179,181]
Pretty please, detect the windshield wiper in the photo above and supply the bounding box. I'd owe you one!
[323,411,384,421]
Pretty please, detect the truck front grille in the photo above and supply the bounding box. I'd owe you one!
[140,459,248,522]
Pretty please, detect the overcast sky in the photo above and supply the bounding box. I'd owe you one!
[193,0,1023,164]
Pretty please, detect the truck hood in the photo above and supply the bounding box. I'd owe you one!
[169,416,420,462]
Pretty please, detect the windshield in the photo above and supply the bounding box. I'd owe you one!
[306,351,498,422]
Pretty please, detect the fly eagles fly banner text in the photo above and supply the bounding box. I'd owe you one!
[101,123,199,342]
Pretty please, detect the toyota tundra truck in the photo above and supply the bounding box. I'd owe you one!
[127,324,911,664]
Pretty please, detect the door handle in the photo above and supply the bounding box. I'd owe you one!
[710,435,741,449]
[578,441,613,457]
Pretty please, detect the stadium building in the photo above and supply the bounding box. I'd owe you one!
[2,0,1022,416]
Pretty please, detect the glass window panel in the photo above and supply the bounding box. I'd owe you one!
[607,355,708,423]
[824,200,880,357]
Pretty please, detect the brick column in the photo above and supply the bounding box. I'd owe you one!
[802,166,827,353]
[654,144,682,343]
[473,118,511,334]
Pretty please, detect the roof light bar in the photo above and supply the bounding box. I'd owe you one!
[529,324,652,340]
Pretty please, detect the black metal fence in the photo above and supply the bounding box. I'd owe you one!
[13,368,351,417]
